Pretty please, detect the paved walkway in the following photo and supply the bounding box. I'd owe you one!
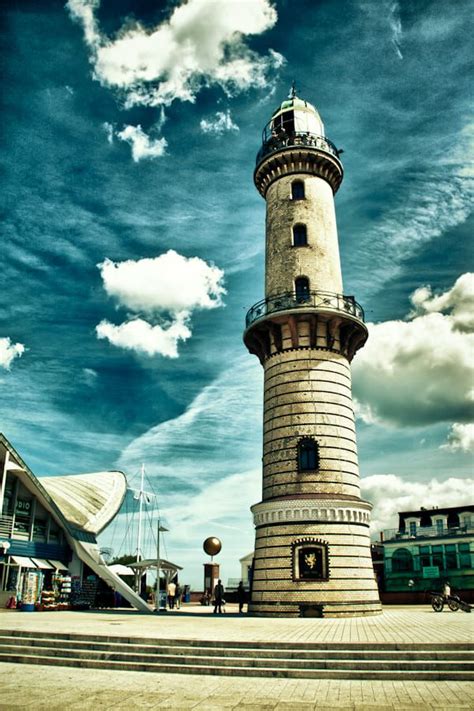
[0,605,473,709]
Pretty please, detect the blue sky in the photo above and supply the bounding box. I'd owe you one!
[1,0,473,588]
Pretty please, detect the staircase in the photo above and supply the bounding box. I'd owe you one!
[0,630,472,679]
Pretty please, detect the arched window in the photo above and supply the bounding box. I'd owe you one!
[291,181,305,200]
[293,224,307,247]
[295,276,310,302]
[391,548,413,572]
[298,438,319,471]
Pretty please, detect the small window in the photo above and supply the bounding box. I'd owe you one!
[291,181,305,200]
[293,224,307,247]
[295,276,310,302]
[298,438,319,471]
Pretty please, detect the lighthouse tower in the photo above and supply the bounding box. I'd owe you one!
[244,89,381,617]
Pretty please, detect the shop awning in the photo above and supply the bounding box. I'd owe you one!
[31,558,54,569]
[10,555,37,568]
[48,560,69,572]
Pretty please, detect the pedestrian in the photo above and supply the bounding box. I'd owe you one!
[167,579,176,609]
[213,579,224,614]
[175,582,182,610]
[237,580,246,613]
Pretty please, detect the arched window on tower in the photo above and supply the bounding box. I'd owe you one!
[295,276,310,302]
[293,224,307,247]
[297,438,319,472]
[291,181,305,200]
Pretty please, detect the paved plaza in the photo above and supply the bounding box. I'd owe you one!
[0,604,473,710]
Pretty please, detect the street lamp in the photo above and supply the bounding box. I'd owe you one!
[156,520,169,611]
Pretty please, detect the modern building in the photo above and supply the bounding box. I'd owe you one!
[243,88,381,617]
[0,433,150,612]
[382,505,474,603]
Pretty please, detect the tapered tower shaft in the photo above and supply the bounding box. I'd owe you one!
[244,92,381,617]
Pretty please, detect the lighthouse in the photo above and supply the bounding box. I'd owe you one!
[243,88,382,617]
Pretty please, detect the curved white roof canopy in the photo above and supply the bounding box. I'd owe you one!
[41,471,126,535]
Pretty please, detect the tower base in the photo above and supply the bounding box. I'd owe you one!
[249,498,382,618]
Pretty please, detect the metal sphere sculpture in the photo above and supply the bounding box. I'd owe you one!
[203,537,222,557]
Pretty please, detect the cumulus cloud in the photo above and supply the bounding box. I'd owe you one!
[362,474,473,534]
[66,0,283,108]
[98,250,225,315]
[116,124,167,162]
[0,337,25,369]
[353,274,474,427]
[200,109,239,135]
[96,250,225,357]
[96,316,191,358]
[441,423,474,453]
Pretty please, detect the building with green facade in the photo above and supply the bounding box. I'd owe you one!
[382,505,474,603]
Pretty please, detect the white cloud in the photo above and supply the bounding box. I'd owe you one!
[116,124,167,162]
[82,367,98,386]
[441,423,474,454]
[102,121,114,144]
[362,474,473,534]
[353,274,474,427]
[96,316,191,358]
[98,250,225,315]
[0,338,25,370]
[66,0,282,108]
[200,109,239,135]
[410,273,474,332]
[96,250,225,357]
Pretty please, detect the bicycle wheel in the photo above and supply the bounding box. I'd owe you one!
[448,597,460,612]
[431,596,444,612]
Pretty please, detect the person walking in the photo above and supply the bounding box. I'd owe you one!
[237,580,246,613]
[213,579,224,614]
[167,579,176,609]
[175,582,182,610]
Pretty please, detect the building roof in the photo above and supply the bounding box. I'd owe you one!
[41,471,127,535]
[399,505,474,518]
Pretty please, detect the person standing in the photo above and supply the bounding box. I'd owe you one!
[213,579,224,614]
[237,581,246,614]
[167,579,176,609]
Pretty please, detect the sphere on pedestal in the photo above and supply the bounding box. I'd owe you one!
[203,537,222,556]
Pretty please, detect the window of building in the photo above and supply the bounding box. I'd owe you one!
[432,545,444,570]
[291,181,305,200]
[392,548,414,572]
[295,276,310,301]
[293,224,307,247]
[419,545,431,568]
[297,438,319,471]
[458,543,471,568]
[409,521,417,536]
[445,544,458,569]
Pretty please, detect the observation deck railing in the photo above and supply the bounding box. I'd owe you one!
[245,290,364,329]
[256,126,340,165]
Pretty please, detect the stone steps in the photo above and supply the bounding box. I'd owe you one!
[0,630,472,680]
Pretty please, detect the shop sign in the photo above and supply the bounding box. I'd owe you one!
[422,566,440,578]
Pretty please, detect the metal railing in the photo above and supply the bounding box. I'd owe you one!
[0,514,14,538]
[256,127,340,165]
[383,525,471,542]
[245,290,364,329]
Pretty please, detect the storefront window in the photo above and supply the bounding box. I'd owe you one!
[445,544,458,569]
[458,543,471,569]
